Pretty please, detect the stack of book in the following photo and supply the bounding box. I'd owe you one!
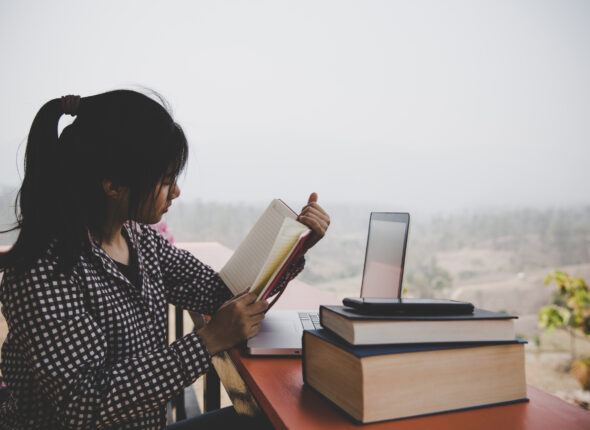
[302,303,528,424]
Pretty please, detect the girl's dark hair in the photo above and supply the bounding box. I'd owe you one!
[0,89,188,273]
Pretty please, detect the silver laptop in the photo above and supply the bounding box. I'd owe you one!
[246,212,410,356]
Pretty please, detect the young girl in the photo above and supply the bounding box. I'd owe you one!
[0,90,330,429]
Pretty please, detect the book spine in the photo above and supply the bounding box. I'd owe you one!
[278,198,298,216]
[318,305,328,328]
[301,331,308,385]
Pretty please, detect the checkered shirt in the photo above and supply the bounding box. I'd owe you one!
[0,223,304,429]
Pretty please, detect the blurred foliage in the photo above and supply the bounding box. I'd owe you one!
[539,271,590,335]
[539,271,590,362]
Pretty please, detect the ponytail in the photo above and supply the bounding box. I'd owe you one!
[0,90,188,274]
[0,98,72,271]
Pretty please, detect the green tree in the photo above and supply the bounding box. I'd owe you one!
[538,271,590,361]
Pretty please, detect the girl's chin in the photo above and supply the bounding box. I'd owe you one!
[137,214,163,225]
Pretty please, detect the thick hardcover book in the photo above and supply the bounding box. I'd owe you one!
[302,329,528,424]
[218,199,311,306]
[320,305,517,345]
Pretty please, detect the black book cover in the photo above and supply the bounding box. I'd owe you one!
[304,328,525,359]
[320,305,517,324]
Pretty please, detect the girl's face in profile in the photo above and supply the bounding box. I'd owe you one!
[138,176,180,224]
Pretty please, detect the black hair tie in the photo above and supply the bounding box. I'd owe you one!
[60,95,81,116]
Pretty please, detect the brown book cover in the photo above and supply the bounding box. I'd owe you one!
[303,329,528,423]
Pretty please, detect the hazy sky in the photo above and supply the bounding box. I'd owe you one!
[1,0,589,213]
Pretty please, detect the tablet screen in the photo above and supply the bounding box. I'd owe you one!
[360,213,409,298]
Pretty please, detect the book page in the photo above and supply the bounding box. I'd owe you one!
[255,230,310,302]
[250,218,310,297]
[219,199,297,295]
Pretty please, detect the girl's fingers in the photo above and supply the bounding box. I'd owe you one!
[300,202,328,217]
[300,205,330,220]
[234,292,257,305]
[299,211,329,227]
[297,198,330,251]
[248,300,269,316]
[248,322,263,339]
[250,312,266,324]
[299,207,330,225]
[298,215,328,236]
[303,215,329,233]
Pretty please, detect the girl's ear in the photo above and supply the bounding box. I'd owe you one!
[102,179,128,200]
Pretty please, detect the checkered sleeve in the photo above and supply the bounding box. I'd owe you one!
[148,227,233,315]
[5,266,210,430]
[150,226,306,312]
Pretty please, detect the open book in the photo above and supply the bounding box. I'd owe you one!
[219,199,311,303]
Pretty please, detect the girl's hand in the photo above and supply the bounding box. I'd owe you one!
[297,192,330,254]
[198,292,268,355]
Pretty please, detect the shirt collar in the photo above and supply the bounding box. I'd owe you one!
[87,222,149,292]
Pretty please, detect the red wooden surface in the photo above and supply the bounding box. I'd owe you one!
[228,349,590,430]
[184,242,590,429]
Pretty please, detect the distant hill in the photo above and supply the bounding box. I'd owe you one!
[2,185,589,312]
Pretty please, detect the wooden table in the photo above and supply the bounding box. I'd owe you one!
[177,243,590,428]
[210,284,590,429]
[213,349,590,430]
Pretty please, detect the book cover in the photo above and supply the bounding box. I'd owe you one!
[319,306,519,345]
[302,329,528,423]
[218,199,310,305]
[321,305,517,322]
[306,328,526,358]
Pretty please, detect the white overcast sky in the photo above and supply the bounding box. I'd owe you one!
[0,0,588,213]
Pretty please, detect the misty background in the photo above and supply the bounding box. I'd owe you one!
[1,0,589,297]
[1,0,590,396]
[1,0,588,211]
[1,0,589,289]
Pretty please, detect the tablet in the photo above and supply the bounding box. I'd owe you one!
[342,297,474,316]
